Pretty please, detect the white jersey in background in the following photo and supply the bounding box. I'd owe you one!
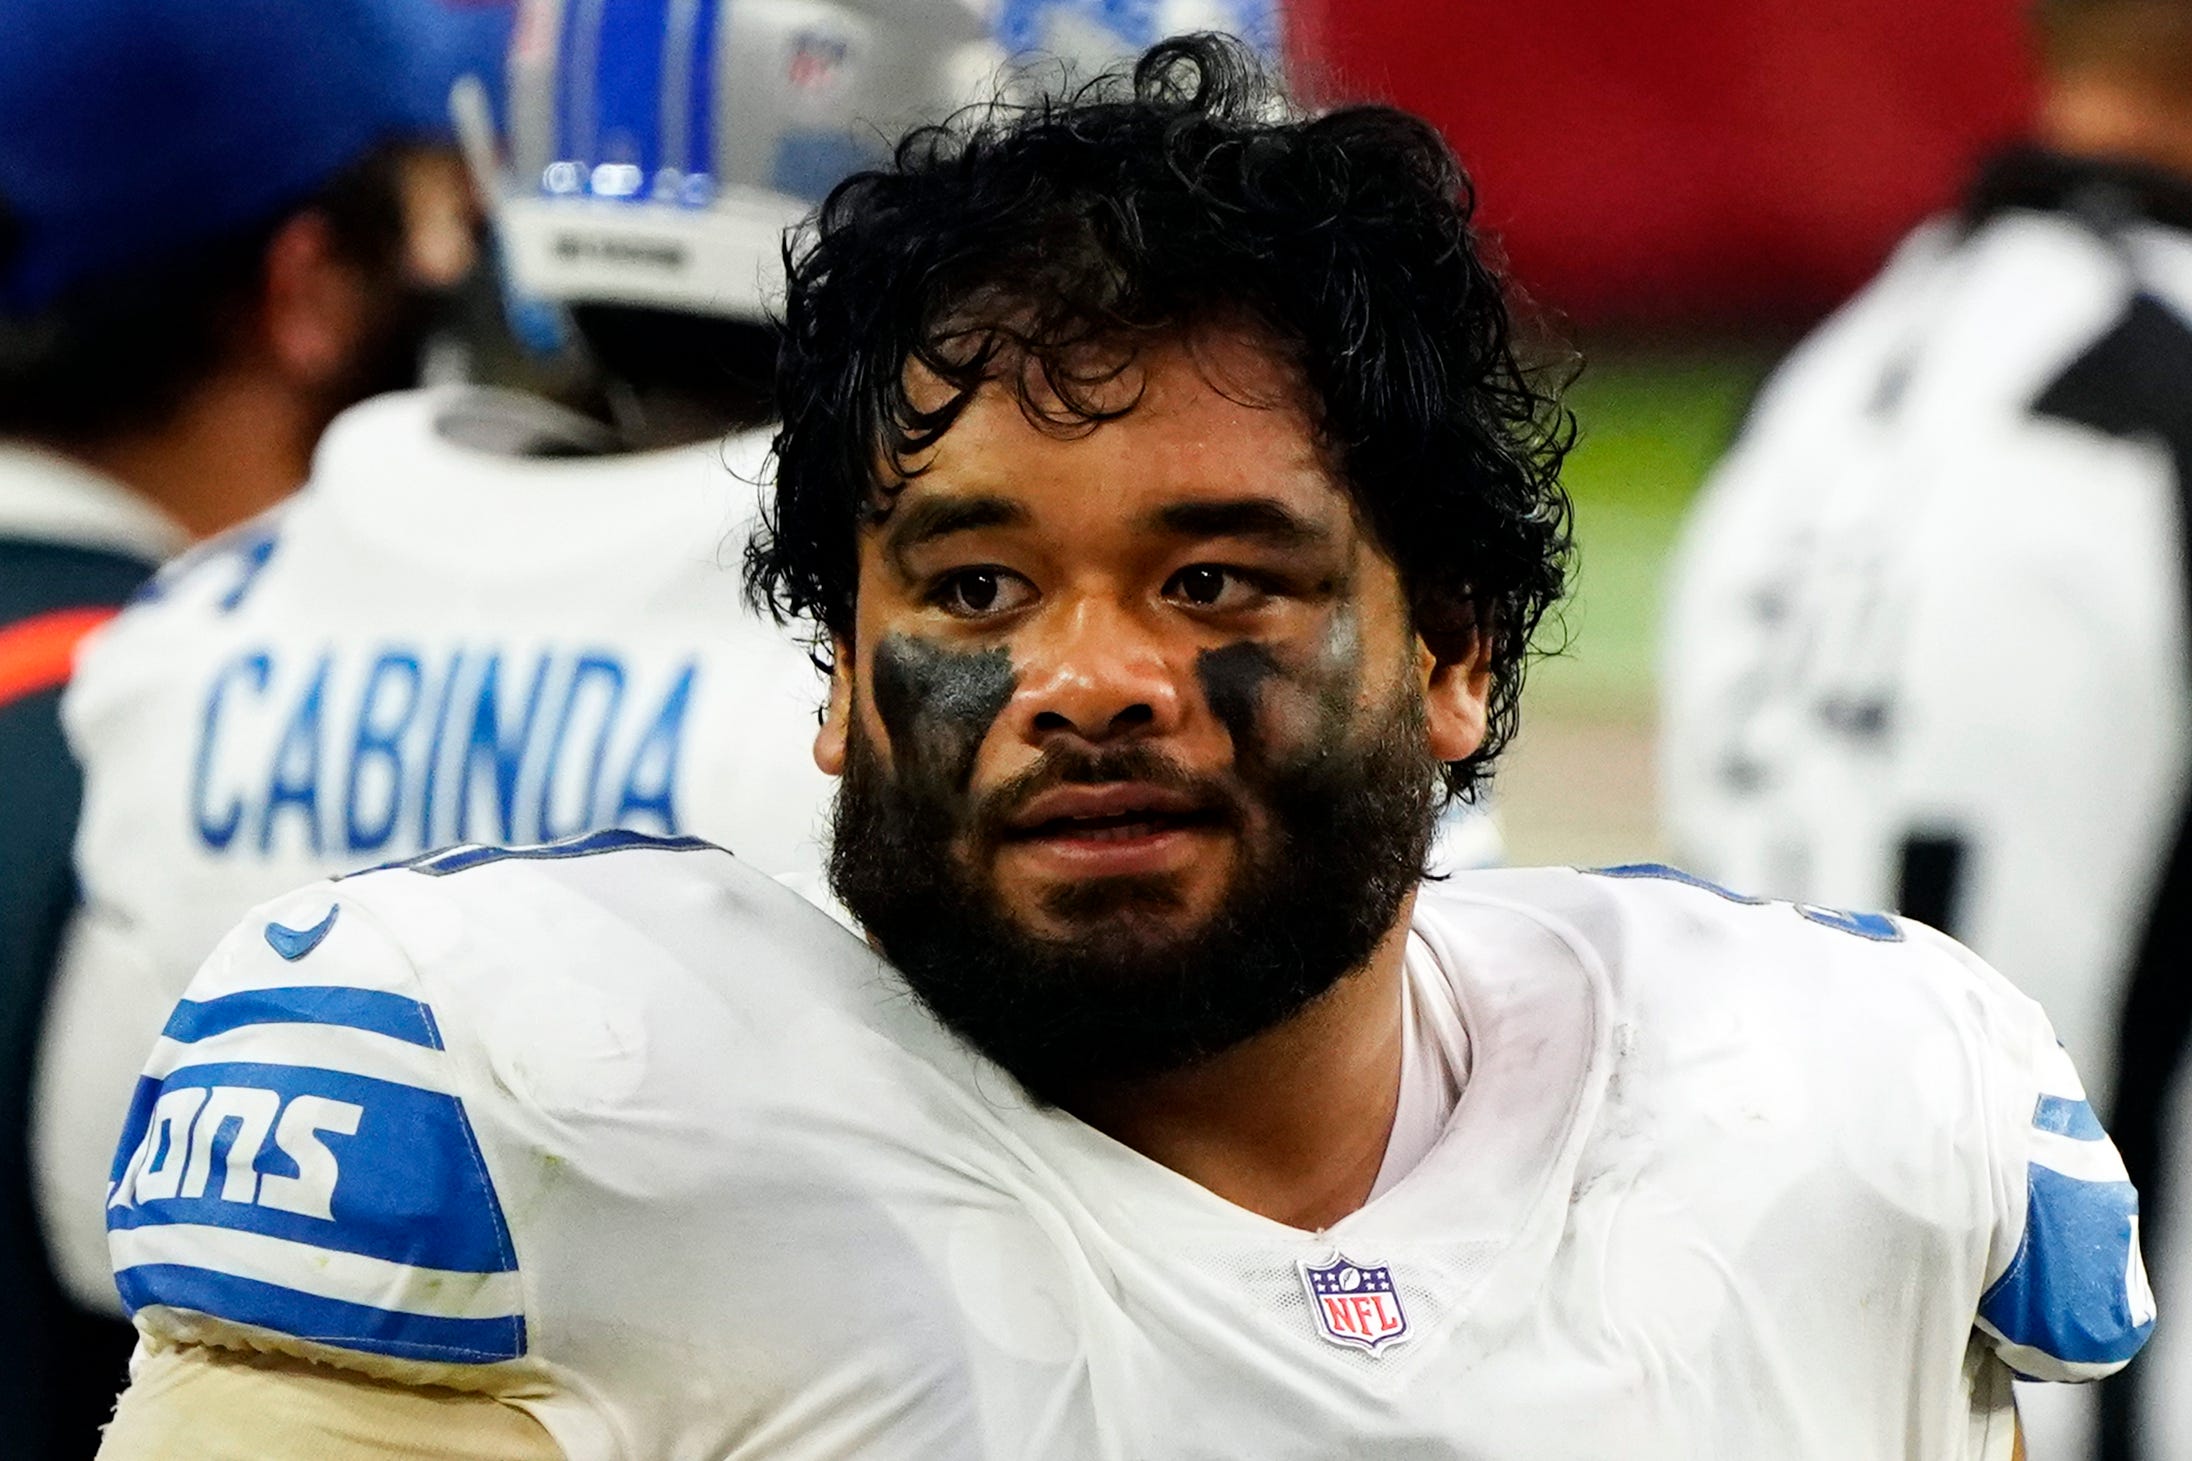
[34,386,834,1316]
[101,841,2145,1460]
[1660,152,2192,1458]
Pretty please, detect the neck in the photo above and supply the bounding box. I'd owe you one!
[55,372,324,542]
[1063,902,1415,1231]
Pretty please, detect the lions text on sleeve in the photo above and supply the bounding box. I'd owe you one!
[105,842,2149,1460]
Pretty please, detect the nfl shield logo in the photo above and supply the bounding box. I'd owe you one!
[1299,1252,1410,1353]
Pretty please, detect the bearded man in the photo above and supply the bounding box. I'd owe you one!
[92,36,2142,1461]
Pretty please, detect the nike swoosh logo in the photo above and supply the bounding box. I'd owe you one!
[264,905,340,962]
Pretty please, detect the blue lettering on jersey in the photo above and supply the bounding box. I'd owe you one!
[457,653,552,844]
[190,645,700,859]
[107,983,522,1363]
[611,662,694,829]
[192,653,272,850]
[109,1061,514,1270]
[536,654,625,842]
[417,649,466,847]
[258,653,329,854]
[1588,863,1904,943]
[344,653,423,851]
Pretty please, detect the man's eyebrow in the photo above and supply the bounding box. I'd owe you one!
[882,494,1028,557]
[1148,498,1332,546]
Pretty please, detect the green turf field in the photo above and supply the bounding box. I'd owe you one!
[1526,346,1772,717]
[1493,344,1776,864]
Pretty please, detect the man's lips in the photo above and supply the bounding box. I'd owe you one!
[1000,783,1228,843]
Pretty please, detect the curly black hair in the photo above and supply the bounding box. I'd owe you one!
[747,33,1574,802]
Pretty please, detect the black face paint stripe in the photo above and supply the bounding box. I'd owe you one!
[1195,640,1282,761]
[870,634,1018,795]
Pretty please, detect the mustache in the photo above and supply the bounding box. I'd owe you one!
[969,744,1249,845]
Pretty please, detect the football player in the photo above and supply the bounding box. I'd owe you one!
[32,0,980,1342]
[97,36,2147,1460]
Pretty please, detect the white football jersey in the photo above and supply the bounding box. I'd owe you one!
[38,387,833,1314]
[104,838,2149,1459]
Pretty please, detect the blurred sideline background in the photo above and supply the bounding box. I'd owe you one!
[1290,0,2038,866]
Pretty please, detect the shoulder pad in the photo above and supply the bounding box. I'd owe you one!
[105,886,524,1365]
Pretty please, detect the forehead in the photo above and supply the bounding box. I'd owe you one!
[887,329,1346,529]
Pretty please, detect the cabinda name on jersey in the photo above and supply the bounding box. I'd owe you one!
[190,641,698,859]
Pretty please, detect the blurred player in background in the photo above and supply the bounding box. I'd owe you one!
[1661,2,2192,1455]
[93,38,2143,1460]
[29,0,990,1361]
[0,1,488,1453]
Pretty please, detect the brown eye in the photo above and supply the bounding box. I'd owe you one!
[1174,565,1228,605]
[953,571,1001,612]
[932,568,1034,619]
[1165,564,1269,612]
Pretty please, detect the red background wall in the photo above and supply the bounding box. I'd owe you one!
[1291,1,2039,329]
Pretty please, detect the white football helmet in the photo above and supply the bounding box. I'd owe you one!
[480,0,993,323]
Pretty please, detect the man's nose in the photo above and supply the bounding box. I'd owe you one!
[1007,597,1184,748]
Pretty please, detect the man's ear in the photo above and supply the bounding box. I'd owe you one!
[257,210,369,388]
[814,636,854,776]
[1420,626,1494,766]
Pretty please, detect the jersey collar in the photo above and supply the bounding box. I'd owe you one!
[1012,888,1612,1255]
[1962,146,2192,237]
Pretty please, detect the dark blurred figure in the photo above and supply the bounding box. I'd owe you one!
[0,1,489,1454]
[1662,3,2192,1457]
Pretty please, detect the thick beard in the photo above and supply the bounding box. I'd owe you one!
[323,280,458,417]
[828,691,1441,1106]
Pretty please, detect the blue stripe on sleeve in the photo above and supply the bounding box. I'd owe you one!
[2033,1093,2108,1141]
[161,987,444,1051]
[114,1265,524,1364]
[1978,1164,2152,1368]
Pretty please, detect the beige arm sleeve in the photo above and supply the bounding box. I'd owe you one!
[98,1341,563,1461]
